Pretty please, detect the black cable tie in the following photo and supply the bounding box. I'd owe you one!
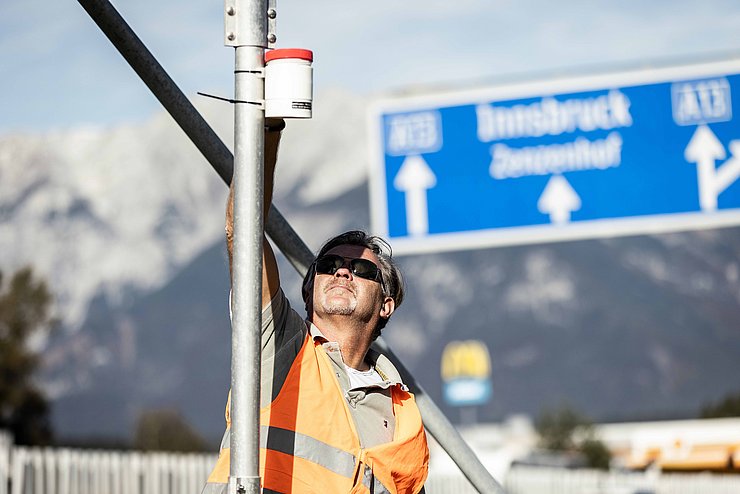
[234,70,263,74]
[197,92,262,106]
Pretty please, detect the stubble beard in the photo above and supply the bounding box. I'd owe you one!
[322,298,357,315]
[320,282,358,316]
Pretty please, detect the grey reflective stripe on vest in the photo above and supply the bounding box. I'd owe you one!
[360,464,392,494]
[217,425,392,492]
[200,481,227,494]
[260,425,358,479]
[262,426,392,493]
[219,426,230,451]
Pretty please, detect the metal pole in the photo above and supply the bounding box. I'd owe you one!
[75,1,506,491]
[226,2,267,493]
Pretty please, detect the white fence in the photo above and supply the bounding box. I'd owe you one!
[428,467,740,494]
[0,432,215,494]
[504,466,740,494]
[1,431,11,494]
[3,431,740,494]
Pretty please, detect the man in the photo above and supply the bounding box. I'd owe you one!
[202,120,429,494]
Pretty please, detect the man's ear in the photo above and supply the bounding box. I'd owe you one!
[304,283,315,315]
[302,265,316,312]
[380,296,395,320]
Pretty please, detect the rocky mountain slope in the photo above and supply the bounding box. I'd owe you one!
[2,90,739,445]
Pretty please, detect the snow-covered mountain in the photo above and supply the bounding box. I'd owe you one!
[2,89,740,445]
[0,104,226,331]
[0,90,367,332]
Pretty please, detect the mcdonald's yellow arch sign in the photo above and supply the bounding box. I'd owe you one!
[441,340,492,407]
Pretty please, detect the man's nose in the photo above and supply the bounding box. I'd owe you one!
[334,264,352,279]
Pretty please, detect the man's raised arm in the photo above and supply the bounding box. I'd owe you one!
[225,119,284,309]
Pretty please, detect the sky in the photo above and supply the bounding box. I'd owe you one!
[1,0,740,134]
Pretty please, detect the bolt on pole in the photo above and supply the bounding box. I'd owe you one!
[225,1,270,493]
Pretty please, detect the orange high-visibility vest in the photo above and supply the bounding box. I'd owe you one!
[203,332,429,494]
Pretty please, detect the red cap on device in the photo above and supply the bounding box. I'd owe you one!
[265,48,313,63]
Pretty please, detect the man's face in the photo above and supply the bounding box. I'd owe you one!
[312,244,385,321]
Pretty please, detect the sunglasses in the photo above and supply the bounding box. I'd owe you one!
[314,254,383,284]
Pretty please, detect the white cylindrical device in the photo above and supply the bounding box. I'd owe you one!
[264,48,313,118]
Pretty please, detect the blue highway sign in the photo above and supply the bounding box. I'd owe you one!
[368,59,740,254]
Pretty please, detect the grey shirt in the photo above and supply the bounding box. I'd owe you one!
[259,288,405,448]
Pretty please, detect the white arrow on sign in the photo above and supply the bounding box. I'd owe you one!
[684,125,727,211]
[719,141,740,193]
[537,175,582,225]
[393,155,437,236]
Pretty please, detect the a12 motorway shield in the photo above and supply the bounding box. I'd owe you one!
[368,58,740,254]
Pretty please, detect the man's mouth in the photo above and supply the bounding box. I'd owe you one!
[325,282,355,295]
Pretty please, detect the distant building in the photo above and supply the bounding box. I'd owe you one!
[594,417,740,472]
[430,416,740,476]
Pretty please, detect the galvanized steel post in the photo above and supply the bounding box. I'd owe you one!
[225,1,269,493]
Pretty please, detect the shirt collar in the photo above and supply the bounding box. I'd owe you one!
[307,321,407,390]
[308,321,328,342]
